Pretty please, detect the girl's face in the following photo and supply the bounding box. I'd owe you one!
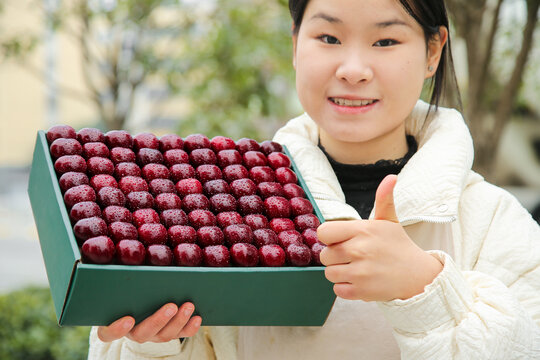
[292,0,446,163]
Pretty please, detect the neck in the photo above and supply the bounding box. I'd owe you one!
[319,125,408,164]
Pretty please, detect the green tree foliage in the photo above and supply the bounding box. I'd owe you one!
[0,287,90,360]
[175,0,298,141]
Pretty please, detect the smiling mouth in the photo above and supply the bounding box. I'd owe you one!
[329,98,378,107]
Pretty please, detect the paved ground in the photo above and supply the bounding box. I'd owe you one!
[0,167,49,294]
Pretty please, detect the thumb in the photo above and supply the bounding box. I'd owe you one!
[374,174,399,222]
[97,316,135,342]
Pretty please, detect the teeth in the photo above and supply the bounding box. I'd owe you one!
[331,98,376,107]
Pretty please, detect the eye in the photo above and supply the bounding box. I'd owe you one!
[374,39,399,47]
[317,34,341,45]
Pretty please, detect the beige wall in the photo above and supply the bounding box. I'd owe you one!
[0,0,98,167]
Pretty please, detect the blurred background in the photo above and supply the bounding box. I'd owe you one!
[0,0,539,358]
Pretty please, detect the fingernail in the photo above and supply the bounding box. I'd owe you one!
[165,306,176,317]
[123,318,134,329]
[194,317,201,327]
[184,306,194,316]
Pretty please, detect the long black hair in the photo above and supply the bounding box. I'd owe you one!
[288,0,462,112]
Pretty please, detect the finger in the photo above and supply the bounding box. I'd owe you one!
[324,263,351,284]
[333,283,358,300]
[97,316,135,342]
[127,303,179,343]
[319,243,351,266]
[317,220,361,246]
[374,174,399,222]
[177,315,203,338]
[154,303,195,341]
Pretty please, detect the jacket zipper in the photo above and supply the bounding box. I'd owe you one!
[313,194,457,226]
[399,215,457,226]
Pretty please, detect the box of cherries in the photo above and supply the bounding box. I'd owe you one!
[28,125,335,326]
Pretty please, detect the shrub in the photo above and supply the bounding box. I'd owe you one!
[0,286,90,360]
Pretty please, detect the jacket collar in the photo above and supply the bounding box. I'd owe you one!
[273,100,474,223]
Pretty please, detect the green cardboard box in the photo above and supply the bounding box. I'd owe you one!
[28,130,335,326]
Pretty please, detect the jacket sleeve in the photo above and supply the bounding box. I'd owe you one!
[87,326,238,360]
[377,181,540,360]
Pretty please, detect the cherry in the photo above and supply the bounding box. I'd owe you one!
[133,132,159,151]
[105,130,133,148]
[269,218,295,233]
[108,221,138,243]
[223,224,253,246]
[163,149,189,166]
[132,208,160,227]
[236,138,260,154]
[59,172,89,193]
[96,186,126,208]
[46,124,76,144]
[209,193,237,213]
[217,149,243,167]
[110,147,136,164]
[184,134,211,152]
[114,162,141,179]
[203,245,230,267]
[278,230,304,248]
[81,236,115,264]
[249,166,275,184]
[73,217,108,243]
[259,140,283,155]
[216,211,244,228]
[77,128,104,144]
[138,223,168,245]
[54,155,87,174]
[50,138,82,159]
[173,243,203,266]
[146,244,173,266]
[197,226,225,247]
[90,174,118,191]
[126,191,154,211]
[258,244,285,267]
[102,206,132,224]
[64,185,96,208]
[169,225,197,247]
[159,134,184,152]
[82,142,109,159]
[188,209,217,228]
[116,240,146,265]
[286,244,312,266]
[69,201,102,223]
[210,136,236,152]
[137,148,163,166]
[87,157,115,176]
[230,243,259,267]
[275,167,298,185]
[253,229,279,247]
[230,178,257,198]
[160,209,189,228]
[243,214,269,230]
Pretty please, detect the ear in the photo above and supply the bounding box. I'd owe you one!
[425,26,448,79]
[292,26,298,70]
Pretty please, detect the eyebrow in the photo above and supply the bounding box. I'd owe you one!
[309,12,343,24]
[309,12,410,29]
[375,19,410,28]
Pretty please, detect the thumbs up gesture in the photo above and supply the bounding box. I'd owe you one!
[318,175,443,302]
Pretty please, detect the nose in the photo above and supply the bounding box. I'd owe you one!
[335,50,373,84]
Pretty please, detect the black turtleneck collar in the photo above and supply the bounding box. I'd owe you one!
[318,135,418,219]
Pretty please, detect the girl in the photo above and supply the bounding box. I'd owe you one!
[89,0,540,359]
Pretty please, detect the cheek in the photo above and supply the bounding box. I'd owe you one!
[383,55,426,99]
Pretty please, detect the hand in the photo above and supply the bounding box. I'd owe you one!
[97,302,202,343]
[318,175,443,302]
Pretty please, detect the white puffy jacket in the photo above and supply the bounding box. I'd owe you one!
[89,101,540,359]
